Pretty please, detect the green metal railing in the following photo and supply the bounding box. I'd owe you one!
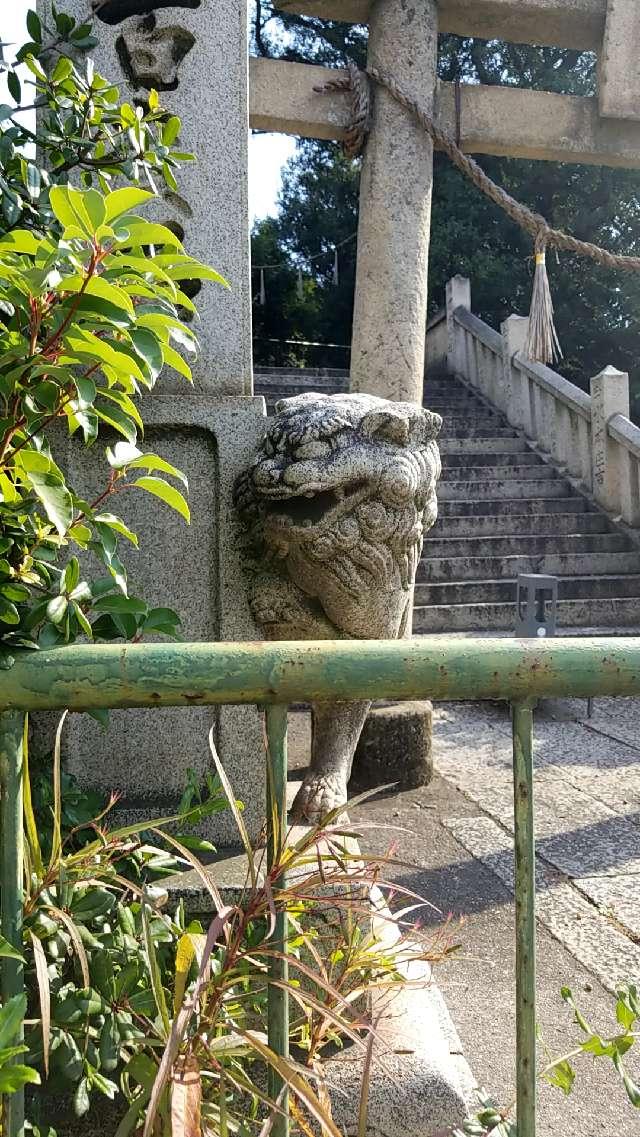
[2,636,640,1137]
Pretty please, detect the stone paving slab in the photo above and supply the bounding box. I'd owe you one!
[435,702,640,857]
[575,873,640,941]
[443,815,640,992]
[434,697,640,992]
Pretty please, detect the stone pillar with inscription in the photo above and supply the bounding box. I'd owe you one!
[39,0,266,845]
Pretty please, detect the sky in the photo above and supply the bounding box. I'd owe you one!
[2,5,292,223]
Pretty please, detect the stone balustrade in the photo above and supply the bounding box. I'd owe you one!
[425,275,640,528]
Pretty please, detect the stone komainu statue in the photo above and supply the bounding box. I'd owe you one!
[234,392,442,821]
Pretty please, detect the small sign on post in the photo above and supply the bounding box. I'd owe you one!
[515,573,558,639]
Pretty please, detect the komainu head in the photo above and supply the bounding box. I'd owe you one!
[235,392,442,640]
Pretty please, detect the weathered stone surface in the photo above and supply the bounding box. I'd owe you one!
[49,0,252,395]
[39,397,267,846]
[600,0,640,121]
[351,700,433,791]
[236,392,441,819]
[274,0,607,51]
[350,0,438,405]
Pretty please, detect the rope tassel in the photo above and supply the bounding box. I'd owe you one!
[525,246,562,365]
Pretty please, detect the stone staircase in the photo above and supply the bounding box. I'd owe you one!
[254,366,640,634]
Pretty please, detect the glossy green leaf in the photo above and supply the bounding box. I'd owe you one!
[0,1064,41,1093]
[49,185,89,235]
[94,402,137,444]
[47,595,68,626]
[0,934,24,962]
[0,596,20,625]
[133,476,190,522]
[93,513,138,546]
[0,994,27,1050]
[128,454,187,486]
[25,162,41,202]
[104,187,154,223]
[113,218,182,249]
[74,375,97,409]
[83,189,107,232]
[131,329,163,380]
[105,441,142,468]
[51,55,73,84]
[162,116,181,146]
[0,229,43,255]
[93,594,147,615]
[141,898,170,1039]
[160,343,192,381]
[24,470,73,536]
[58,275,135,317]
[26,9,42,42]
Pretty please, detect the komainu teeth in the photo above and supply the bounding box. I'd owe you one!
[304,492,314,499]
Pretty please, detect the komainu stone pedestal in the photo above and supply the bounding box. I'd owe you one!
[351,700,434,791]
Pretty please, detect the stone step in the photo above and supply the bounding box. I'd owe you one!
[439,413,503,428]
[440,436,529,454]
[424,396,481,409]
[440,426,519,439]
[423,532,631,558]
[413,597,640,633]
[442,450,541,468]
[424,381,469,393]
[438,496,596,518]
[438,478,569,501]
[414,573,640,607]
[431,511,609,536]
[441,464,558,483]
[420,550,640,583]
[256,381,347,391]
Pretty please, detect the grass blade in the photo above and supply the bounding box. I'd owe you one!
[29,931,51,1076]
[171,1055,202,1137]
[208,726,257,890]
[141,892,171,1040]
[48,710,68,872]
[47,904,90,988]
[22,713,44,879]
[143,907,232,1137]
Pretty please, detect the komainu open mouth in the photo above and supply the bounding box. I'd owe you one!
[264,481,367,528]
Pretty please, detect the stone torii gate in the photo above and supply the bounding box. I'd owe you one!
[253,0,640,405]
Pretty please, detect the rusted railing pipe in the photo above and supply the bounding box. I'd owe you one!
[1,637,640,710]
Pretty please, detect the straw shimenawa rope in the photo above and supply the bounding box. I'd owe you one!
[314,64,640,363]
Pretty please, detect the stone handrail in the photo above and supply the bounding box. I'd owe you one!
[437,274,640,527]
[452,305,503,356]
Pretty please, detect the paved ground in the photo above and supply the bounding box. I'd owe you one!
[291,699,640,1135]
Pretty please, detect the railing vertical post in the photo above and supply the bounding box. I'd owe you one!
[445,274,471,379]
[590,365,629,516]
[501,315,529,430]
[512,700,536,1137]
[0,710,25,1137]
[265,704,289,1137]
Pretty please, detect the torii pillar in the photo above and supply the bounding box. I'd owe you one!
[350,0,438,405]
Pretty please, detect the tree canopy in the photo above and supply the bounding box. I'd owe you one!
[251,5,640,415]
